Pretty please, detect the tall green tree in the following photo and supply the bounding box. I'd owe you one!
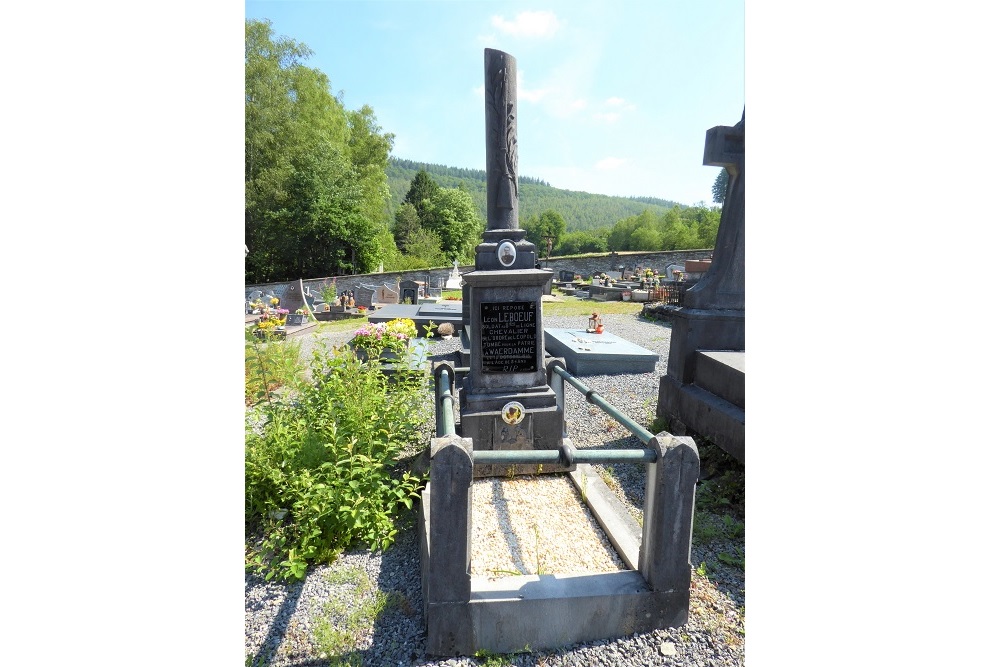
[522,209,566,256]
[403,170,440,228]
[425,187,483,263]
[712,168,728,205]
[392,202,421,252]
[245,19,394,282]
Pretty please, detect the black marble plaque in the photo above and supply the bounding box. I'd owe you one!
[480,301,537,373]
[285,313,306,326]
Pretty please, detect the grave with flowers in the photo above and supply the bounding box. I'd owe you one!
[347,317,429,373]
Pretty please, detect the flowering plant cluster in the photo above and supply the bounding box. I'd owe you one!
[349,317,417,354]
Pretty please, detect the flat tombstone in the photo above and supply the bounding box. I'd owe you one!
[285,313,307,326]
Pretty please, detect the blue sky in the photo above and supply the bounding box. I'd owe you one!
[245,0,744,206]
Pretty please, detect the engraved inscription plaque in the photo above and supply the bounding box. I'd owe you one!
[480,301,537,373]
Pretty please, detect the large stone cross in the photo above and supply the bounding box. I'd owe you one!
[683,109,744,311]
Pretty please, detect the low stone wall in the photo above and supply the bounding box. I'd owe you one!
[245,250,713,306]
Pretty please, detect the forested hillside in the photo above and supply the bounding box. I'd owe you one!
[245,18,719,283]
[387,158,686,232]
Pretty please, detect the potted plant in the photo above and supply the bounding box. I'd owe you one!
[622,290,632,301]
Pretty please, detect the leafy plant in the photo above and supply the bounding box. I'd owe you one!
[319,279,339,304]
[245,343,429,582]
[245,328,304,405]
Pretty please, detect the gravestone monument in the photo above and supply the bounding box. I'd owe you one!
[445,260,463,289]
[457,48,569,476]
[656,110,745,461]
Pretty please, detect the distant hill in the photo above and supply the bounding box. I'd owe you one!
[386,157,686,232]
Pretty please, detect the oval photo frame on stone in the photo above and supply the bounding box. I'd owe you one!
[497,241,516,267]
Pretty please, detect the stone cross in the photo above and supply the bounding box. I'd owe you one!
[683,109,744,311]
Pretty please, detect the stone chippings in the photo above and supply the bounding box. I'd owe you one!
[247,313,745,666]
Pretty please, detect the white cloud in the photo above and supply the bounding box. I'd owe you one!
[605,97,637,111]
[595,157,627,170]
[515,70,549,103]
[593,112,621,123]
[571,99,587,110]
[491,11,561,38]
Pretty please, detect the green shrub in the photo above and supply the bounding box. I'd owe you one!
[245,329,304,405]
[245,342,429,581]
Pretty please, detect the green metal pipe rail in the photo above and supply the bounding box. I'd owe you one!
[435,366,456,437]
[472,448,656,465]
[434,362,659,465]
[550,364,654,446]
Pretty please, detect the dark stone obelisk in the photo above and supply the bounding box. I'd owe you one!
[458,48,569,477]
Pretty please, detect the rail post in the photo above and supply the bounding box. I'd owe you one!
[638,433,700,599]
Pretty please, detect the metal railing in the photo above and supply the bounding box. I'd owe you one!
[434,360,658,464]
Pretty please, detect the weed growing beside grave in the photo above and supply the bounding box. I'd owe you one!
[245,341,429,582]
[245,329,305,405]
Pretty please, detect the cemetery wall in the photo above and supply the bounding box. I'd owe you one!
[245,249,714,300]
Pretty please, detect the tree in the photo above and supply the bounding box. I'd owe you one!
[245,19,394,282]
[557,230,608,254]
[404,170,440,228]
[425,187,483,263]
[522,209,566,255]
[392,202,421,252]
[712,168,729,205]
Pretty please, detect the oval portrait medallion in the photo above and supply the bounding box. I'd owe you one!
[501,401,525,425]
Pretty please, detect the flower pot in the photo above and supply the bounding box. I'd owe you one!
[622,292,632,301]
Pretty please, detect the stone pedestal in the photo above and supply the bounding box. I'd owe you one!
[460,268,569,476]
[656,110,745,461]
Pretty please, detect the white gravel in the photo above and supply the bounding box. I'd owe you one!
[246,311,745,666]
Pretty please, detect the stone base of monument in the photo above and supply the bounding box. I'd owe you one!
[419,434,698,657]
[459,387,571,477]
[543,328,659,376]
[658,349,744,463]
[656,308,744,463]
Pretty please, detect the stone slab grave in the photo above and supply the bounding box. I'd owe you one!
[368,302,463,335]
[280,312,318,337]
[543,328,659,375]
[421,432,698,656]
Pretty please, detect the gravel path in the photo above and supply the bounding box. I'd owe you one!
[246,312,745,666]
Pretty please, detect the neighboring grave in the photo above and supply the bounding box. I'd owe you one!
[368,302,463,333]
[656,110,745,462]
[544,328,659,375]
[400,279,423,304]
[445,260,463,289]
[375,282,400,305]
[457,48,568,477]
